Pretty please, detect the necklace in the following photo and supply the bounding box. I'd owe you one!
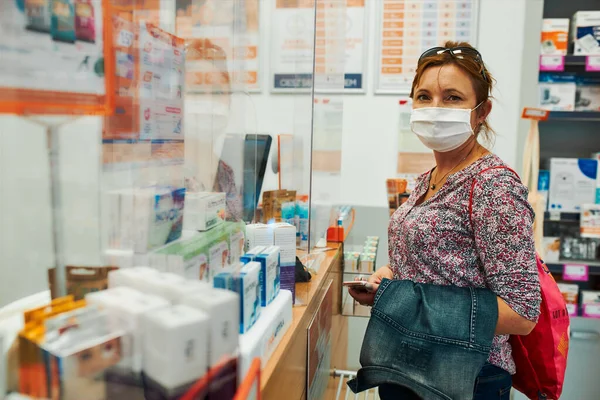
[430,144,477,190]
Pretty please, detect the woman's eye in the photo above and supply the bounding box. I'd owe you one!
[416,94,430,101]
[447,95,462,102]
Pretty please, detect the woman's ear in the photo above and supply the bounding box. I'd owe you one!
[479,100,492,124]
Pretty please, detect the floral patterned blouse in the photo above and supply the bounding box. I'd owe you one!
[388,153,541,374]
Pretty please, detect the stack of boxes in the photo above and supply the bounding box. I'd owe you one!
[344,236,380,274]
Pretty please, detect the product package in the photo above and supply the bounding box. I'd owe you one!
[48,266,118,301]
[25,0,52,32]
[542,237,561,263]
[240,246,267,265]
[538,74,576,111]
[183,288,239,368]
[141,305,209,395]
[51,0,76,43]
[256,246,281,307]
[548,158,598,212]
[272,223,296,303]
[183,192,226,232]
[108,266,159,290]
[575,76,600,112]
[85,288,169,373]
[74,0,96,42]
[245,224,274,251]
[239,262,261,333]
[104,249,135,270]
[239,290,292,384]
[344,252,361,272]
[262,190,296,223]
[538,170,550,212]
[360,253,376,273]
[571,11,600,55]
[581,204,600,238]
[557,283,579,316]
[541,18,570,55]
[227,222,246,265]
[297,198,309,246]
[581,290,600,318]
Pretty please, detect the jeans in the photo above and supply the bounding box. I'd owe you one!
[378,363,512,400]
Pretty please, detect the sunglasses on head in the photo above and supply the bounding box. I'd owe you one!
[418,46,488,82]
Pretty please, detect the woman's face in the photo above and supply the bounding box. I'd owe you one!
[412,64,484,132]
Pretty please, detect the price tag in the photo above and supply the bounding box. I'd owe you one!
[586,55,600,72]
[583,304,600,318]
[540,55,565,71]
[563,264,589,281]
[549,211,561,221]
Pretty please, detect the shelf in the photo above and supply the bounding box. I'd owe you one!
[544,211,581,222]
[544,111,600,122]
[564,55,590,67]
[547,261,600,276]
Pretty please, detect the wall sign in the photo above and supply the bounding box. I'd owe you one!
[375,0,480,94]
[0,0,115,115]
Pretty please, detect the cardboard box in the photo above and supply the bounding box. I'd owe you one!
[548,158,598,212]
[581,290,600,318]
[541,18,570,55]
[539,74,576,111]
[576,76,600,112]
[256,246,280,306]
[571,11,600,55]
[183,192,226,232]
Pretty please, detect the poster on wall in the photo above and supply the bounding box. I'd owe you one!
[271,0,366,92]
[0,0,113,114]
[343,0,367,92]
[375,0,480,94]
[175,0,261,93]
[103,19,185,168]
[307,280,333,400]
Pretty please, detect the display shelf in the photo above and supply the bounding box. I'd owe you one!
[544,111,600,122]
[544,211,581,222]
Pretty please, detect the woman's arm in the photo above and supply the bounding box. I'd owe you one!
[472,171,542,336]
[496,297,536,335]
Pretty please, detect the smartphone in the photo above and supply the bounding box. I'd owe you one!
[343,281,372,292]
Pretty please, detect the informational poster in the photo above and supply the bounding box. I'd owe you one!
[270,0,316,92]
[272,0,366,92]
[103,18,185,168]
[0,0,111,113]
[376,0,479,94]
[176,0,260,92]
[344,0,368,92]
[307,280,333,400]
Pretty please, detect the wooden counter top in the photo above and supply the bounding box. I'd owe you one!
[261,243,347,399]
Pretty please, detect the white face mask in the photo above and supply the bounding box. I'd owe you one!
[410,102,483,152]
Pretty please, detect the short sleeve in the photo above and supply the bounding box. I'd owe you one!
[471,171,541,322]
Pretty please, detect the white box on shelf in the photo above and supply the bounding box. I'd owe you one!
[183,192,226,232]
[239,290,293,383]
[142,305,209,390]
[538,81,576,111]
[238,262,261,334]
[571,11,600,55]
[273,223,297,266]
[541,18,570,55]
[548,158,598,212]
[576,79,600,112]
[182,288,239,368]
[245,224,274,251]
[256,246,280,306]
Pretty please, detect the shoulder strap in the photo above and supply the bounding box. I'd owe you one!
[468,166,520,227]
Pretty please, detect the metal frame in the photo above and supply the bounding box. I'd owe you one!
[331,369,379,400]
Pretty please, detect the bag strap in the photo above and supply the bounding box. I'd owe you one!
[468,166,520,228]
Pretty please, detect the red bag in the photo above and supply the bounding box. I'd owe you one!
[470,166,570,400]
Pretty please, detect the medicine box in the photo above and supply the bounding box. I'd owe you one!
[539,74,576,111]
[240,246,266,265]
[183,288,239,368]
[142,305,209,390]
[576,76,600,112]
[183,192,226,232]
[256,246,280,306]
[548,158,598,212]
[541,19,570,55]
[581,290,600,318]
[344,252,360,272]
[571,11,600,55]
[236,262,261,333]
[245,224,274,251]
[557,283,579,317]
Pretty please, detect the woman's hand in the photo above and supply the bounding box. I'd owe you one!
[348,265,393,306]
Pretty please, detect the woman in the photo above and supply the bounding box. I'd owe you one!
[349,42,541,399]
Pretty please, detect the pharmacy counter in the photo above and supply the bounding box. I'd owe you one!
[262,243,347,399]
